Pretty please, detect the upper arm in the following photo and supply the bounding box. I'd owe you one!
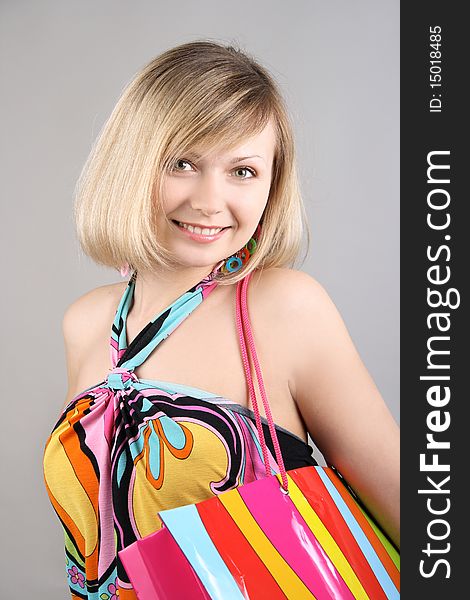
[269,269,400,547]
[61,300,89,408]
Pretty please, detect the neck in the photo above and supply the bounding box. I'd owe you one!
[131,262,221,321]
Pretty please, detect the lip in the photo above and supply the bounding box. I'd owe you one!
[173,220,228,229]
[171,220,230,243]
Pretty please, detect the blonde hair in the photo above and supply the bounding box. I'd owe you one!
[75,40,310,284]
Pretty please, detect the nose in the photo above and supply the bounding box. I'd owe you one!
[189,172,225,215]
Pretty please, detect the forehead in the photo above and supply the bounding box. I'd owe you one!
[189,119,277,163]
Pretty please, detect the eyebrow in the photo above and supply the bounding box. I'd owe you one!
[229,155,264,164]
[189,153,265,164]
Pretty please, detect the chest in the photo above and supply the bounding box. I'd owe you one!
[75,283,307,442]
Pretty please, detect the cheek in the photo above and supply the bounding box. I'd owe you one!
[159,181,182,216]
[240,193,269,224]
[233,186,270,218]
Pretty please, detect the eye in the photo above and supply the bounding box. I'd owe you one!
[233,166,256,179]
[171,158,194,172]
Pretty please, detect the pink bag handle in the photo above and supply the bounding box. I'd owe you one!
[235,271,289,492]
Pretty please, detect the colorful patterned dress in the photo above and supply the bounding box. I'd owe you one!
[43,265,317,599]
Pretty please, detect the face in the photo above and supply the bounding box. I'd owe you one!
[157,119,277,270]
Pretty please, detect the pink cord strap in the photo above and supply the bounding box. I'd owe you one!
[236,272,289,492]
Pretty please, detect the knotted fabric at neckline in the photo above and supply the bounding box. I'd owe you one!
[105,366,139,391]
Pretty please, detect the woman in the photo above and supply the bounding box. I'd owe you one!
[43,40,399,599]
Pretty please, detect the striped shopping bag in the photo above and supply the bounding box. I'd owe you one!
[119,273,400,599]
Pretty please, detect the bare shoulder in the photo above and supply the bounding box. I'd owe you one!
[60,280,126,407]
[62,281,126,357]
[248,266,350,381]
[249,266,334,321]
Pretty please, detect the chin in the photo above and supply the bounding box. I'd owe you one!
[169,253,225,270]
[166,243,230,269]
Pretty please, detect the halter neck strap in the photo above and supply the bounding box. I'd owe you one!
[109,263,223,373]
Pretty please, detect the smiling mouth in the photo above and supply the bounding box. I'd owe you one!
[172,220,230,235]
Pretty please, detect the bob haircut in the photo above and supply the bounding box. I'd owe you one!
[75,40,310,284]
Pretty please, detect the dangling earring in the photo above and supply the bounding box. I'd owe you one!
[221,223,261,274]
[120,263,130,278]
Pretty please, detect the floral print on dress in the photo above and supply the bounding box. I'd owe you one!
[68,565,85,589]
[100,577,120,599]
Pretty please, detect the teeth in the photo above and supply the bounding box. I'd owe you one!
[178,221,223,235]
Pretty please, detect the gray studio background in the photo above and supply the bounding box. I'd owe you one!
[1,1,399,598]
